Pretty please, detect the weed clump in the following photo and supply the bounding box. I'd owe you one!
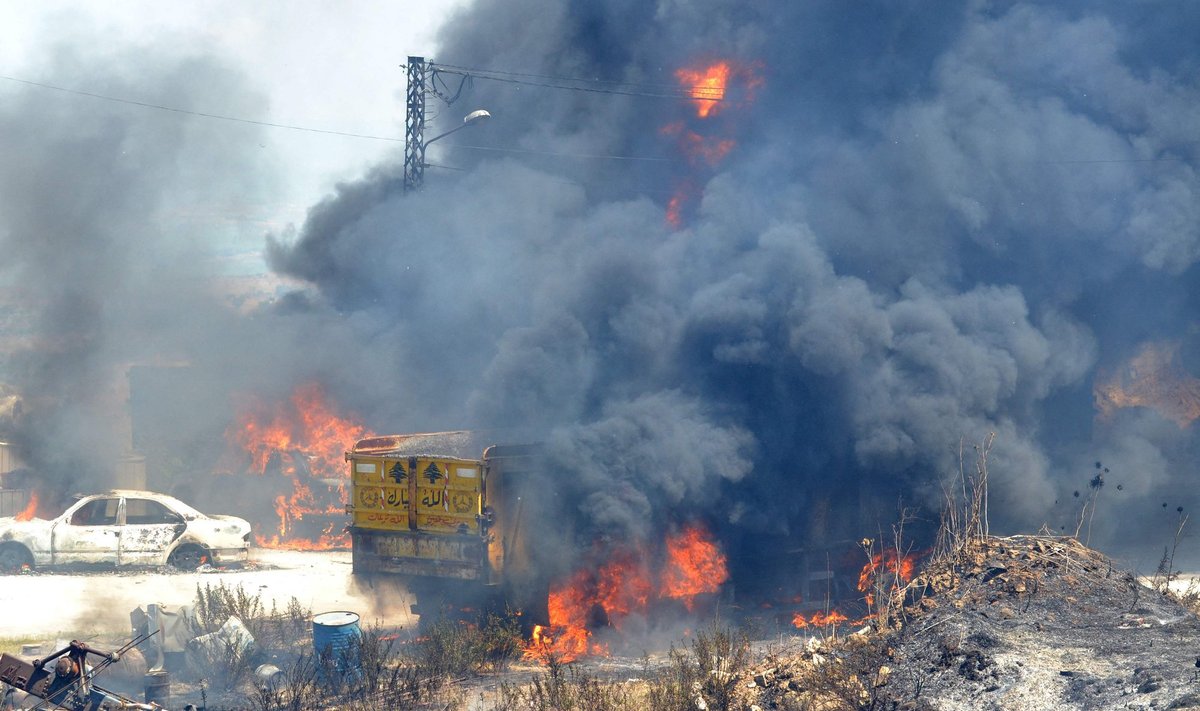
[416,611,524,677]
[243,606,523,710]
[493,622,751,711]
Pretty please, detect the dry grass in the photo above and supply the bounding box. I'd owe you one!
[490,622,752,711]
[0,635,43,654]
[241,606,524,711]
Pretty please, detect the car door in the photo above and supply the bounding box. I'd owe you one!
[119,496,186,565]
[51,496,122,564]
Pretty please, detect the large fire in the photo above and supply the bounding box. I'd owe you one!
[659,523,730,608]
[523,523,728,663]
[526,567,610,663]
[226,382,370,549]
[1094,340,1200,428]
[664,59,763,228]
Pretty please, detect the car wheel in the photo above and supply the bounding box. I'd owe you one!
[168,544,209,571]
[0,543,33,573]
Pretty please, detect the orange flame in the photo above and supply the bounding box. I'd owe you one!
[676,62,731,118]
[1094,340,1200,428]
[790,548,919,630]
[14,491,38,522]
[663,59,763,228]
[597,550,654,627]
[523,568,609,663]
[659,122,734,167]
[659,523,729,609]
[226,382,370,549]
[858,548,917,608]
[523,523,729,663]
[791,609,850,629]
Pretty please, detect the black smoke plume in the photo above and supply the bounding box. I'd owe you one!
[2,3,1198,581]
[269,1,1200,569]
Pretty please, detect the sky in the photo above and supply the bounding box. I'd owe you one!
[0,0,467,273]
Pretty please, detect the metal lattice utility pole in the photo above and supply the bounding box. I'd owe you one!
[403,56,427,192]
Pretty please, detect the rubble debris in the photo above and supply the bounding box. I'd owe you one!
[131,602,194,671]
[255,662,283,690]
[186,615,257,673]
[735,535,1200,711]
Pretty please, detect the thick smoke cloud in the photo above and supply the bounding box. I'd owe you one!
[266,0,1200,566]
[0,38,278,500]
[5,2,1198,575]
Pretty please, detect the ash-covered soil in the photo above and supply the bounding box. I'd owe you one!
[743,536,1200,711]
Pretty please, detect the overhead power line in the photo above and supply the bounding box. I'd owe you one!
[0,74,407,142]
[3,71,1184,168]
[432,65,733,103]
[433,62,702,91]
[444,142,674,162]
[0,72,673,163]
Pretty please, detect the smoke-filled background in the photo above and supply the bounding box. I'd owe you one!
[2,1,1199,575]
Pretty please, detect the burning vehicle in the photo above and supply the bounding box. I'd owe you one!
[0,489,251,571]
[346,431,548,620]
[347,431,749,659]
[221,381,369,550]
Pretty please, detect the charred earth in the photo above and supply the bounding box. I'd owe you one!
[742,535,1200,711]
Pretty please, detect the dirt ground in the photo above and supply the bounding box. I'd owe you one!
[0,548,417,642]
[742,536,1200,711]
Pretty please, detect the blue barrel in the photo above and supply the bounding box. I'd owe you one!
[313,611,362,680]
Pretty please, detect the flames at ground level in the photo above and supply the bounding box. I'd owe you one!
[220,384,921,653]
[523,523,728,663]
[793,547,919,630]
[522,536,921,664]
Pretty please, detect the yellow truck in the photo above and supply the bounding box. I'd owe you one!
[345,431,546,620]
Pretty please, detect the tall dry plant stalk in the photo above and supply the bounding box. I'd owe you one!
[935,433,994,563]
[860,507,917,631]
[1151,511,1189,594]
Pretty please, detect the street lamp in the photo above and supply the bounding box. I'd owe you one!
[404,109,491,192]
[425,109,491,147]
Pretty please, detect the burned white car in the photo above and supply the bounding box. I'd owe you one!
[0,489,251,571]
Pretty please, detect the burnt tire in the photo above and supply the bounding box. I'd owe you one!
[0,543,33,573]
[168,544,208,571]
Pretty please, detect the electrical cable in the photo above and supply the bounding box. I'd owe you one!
[0,73,676,163]
[431,67,731,103]
[442,141,676,162]
[0,74,405,142]
[434,62,703,91]
[6,71,1178,167]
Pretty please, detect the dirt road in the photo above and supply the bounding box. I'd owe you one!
[0,549,416,640]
